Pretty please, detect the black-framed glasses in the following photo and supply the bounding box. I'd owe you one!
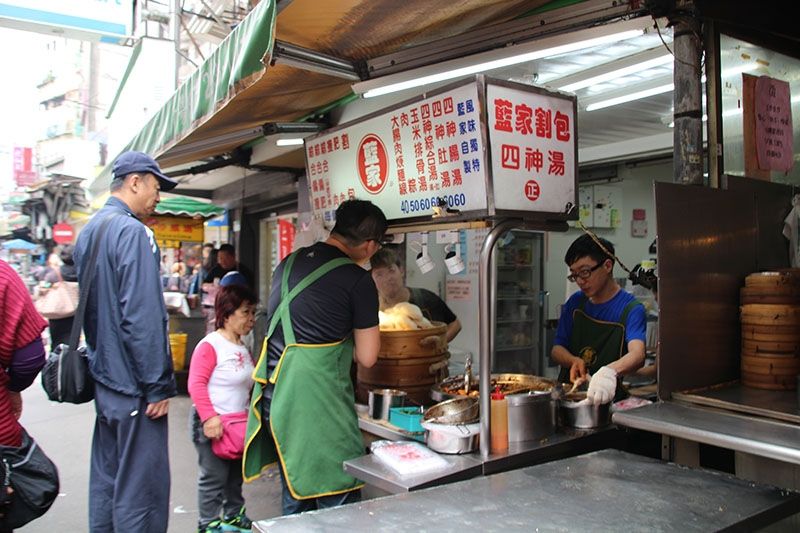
[567,262,604,283]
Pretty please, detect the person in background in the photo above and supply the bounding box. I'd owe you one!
[190,243,216,296]
[370,247,461,343]
[244,199,386,515]
[46,245,79,350]
[42,251,63,286]
[0,260,49,532]
[74,150,178,532]
[188,285,256,533]
[551,234,646,404]
[202,244,252,334]
[167,261,190,293]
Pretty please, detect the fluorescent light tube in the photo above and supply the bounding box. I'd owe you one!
[354,20,649,99]
[559,54,673,92]
[276,138,305,147]
[585,83,674,111]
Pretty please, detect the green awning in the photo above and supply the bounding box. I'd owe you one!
[154,197,225,218]
[92,0,278,192]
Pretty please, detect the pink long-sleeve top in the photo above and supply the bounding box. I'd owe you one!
[187,331,254,422]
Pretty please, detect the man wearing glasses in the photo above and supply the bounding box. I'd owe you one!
[551,234,646,404]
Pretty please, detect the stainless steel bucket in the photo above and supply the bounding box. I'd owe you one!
[558,399,611,429]
[368,389,407,420]
[506,391,556,442]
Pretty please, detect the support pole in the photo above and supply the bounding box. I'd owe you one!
[479,219,519,459]
[671,0,704,186]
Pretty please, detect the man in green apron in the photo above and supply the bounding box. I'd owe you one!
[243,199,387,515]
[551,234,646,404]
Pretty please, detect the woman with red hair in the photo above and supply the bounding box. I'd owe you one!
[188,285,256,533]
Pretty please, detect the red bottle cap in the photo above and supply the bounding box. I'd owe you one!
[491,386,505,400]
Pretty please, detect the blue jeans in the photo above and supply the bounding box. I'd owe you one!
[279,467,361,515]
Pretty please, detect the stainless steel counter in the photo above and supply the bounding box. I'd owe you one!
[346,421,622,493]
[256,449,800,532]
[613,401,800,464]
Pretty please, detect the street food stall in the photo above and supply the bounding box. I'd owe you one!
[143,196,225,391]
[296,74,633,491]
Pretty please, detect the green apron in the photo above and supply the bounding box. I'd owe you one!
[243,251,365,499]
[558,295,640,383]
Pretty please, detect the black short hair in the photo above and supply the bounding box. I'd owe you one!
[331,199,388,245]
[564,234,615,266]
[218,243,235,256]
[370,247,402,270]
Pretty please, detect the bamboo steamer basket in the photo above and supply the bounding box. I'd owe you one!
[740,271,800,390]
[357,321,449,404]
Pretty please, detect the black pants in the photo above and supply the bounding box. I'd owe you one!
[48,317,73,350]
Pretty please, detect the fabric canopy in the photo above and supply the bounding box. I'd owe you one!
[154,197,225,218]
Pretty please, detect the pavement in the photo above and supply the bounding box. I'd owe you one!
[17,385,283,532]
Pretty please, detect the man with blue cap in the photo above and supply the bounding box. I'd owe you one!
[75,151,179,532]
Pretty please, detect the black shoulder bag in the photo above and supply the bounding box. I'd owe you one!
[41,215,116,404]
[0,429,60,529]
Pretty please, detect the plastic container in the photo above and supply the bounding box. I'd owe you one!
[169,333,188,371]
[490,386,508,453]
[389,406,424,433]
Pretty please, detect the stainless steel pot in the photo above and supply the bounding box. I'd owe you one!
[507,391,556,442]
[368,389,407,420]
[558,399,611,429]
[422,422,479,454]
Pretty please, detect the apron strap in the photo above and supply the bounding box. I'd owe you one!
[266,251,352,345]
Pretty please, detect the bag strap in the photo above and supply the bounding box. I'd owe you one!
[67,214,119,350]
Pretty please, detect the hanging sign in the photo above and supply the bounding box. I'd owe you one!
[755,76,794,173]
[487,82,577,214]
[305,81,489,225]
[278,219,296,260]
[144,216,204,242]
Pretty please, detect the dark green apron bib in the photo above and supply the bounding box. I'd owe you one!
[243,252,364,499]
[557,295,639,383]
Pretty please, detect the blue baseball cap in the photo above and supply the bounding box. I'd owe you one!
[220,271,248,288]
[112,151,178,191]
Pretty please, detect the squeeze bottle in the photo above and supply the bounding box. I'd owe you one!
[490,386,508,453]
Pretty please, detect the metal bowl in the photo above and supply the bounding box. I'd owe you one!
[423,397,479,425]
[558,398,611,429]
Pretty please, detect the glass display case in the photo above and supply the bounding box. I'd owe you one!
[493,230,545,374]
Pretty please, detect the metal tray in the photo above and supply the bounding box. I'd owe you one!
[431,373,558,401]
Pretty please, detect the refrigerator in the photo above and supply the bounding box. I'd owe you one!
[444,229,546,376]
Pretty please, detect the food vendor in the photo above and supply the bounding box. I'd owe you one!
[551,234,646,404]
[370,247,461,343]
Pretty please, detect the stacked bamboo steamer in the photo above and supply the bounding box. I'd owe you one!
[356,322,449,404]
[740,270,800,390]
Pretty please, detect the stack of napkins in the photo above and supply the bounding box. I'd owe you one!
[370,440,448,476]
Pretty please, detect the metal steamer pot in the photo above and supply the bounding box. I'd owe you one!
[422,398,480,454]
[507,391,556,442]
[368,389,407,420]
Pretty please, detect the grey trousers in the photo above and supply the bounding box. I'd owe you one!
[190,408,245,526]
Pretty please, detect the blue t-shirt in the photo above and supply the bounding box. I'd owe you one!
[554,289,646,349]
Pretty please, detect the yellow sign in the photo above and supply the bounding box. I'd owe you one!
[144,216,204,242]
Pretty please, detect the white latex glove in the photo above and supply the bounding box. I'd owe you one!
[586,366,617,405]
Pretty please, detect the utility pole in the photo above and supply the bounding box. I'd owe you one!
[172,0,181,89]
[671,0,705,185]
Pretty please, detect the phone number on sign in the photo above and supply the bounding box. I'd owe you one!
[400,193,467,214]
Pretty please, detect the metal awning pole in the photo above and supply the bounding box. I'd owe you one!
[479,218,520,458]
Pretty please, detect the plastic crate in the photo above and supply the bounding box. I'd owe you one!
[389,407,424,433]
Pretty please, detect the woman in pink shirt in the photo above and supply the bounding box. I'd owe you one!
[188,285,256,533]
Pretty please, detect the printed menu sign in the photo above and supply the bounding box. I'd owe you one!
[306,82,489,225]
[487,83,576,214]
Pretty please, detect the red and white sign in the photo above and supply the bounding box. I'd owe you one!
[755,76,794,173]
[305,81,488,225]
[52,223,74,244]
[13,147,38,187]
[357,134,389,194]
[487,83,576,214]
[278,219,295,261]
